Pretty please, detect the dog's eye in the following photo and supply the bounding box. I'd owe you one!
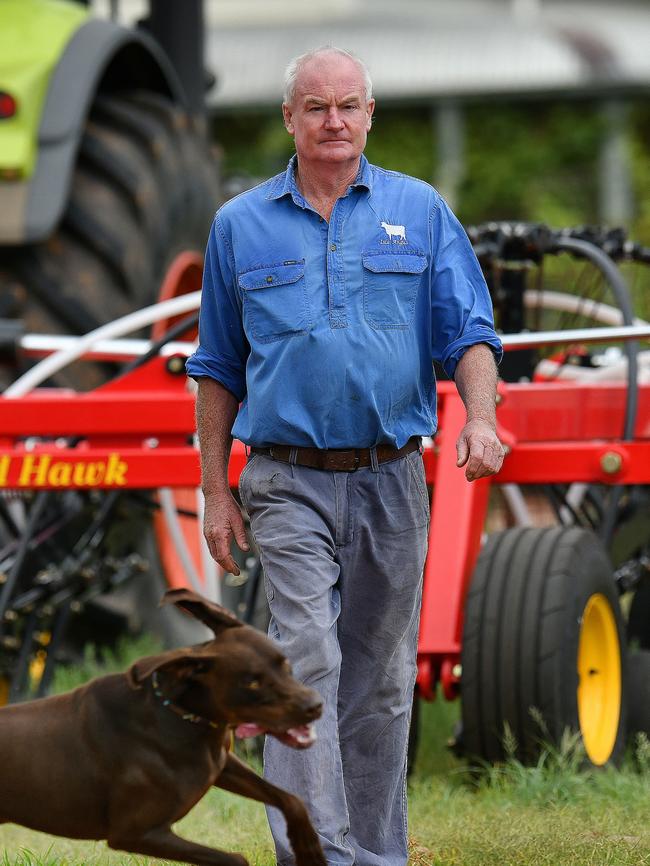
[245,677,261,690]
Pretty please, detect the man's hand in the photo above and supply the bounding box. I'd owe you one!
[456,418,505,482]
[203,491,250,575]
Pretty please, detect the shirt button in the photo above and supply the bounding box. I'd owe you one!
[266,276,273,283]
[330,244,337,252]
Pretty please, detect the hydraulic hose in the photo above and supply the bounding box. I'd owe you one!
[524,290,648,328]
[5,292,201,398]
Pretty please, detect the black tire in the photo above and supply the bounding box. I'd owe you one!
[0,90,218,390]
[627,651,650,738]
[461,526,628,767]
[0,92,219,691]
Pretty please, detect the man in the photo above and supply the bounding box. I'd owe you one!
[187,46,504,866]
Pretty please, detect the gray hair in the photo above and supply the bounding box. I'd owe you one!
[283,46,373,105]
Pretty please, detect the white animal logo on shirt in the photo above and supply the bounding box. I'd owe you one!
[380,221,406,242]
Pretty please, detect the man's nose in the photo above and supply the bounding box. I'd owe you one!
[324,108,344,129]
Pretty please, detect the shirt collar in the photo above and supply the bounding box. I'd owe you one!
[351,154,373,191]
[267,154,373,202]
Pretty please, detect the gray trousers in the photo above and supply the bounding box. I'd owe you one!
[238,450,429,866]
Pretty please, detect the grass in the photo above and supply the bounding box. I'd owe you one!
[1,645,649,866]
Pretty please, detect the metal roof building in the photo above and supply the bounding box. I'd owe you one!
[201,0,650,109]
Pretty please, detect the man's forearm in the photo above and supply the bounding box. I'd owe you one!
[453,344,503,480]
[196,377,240,497]
[454,343,499,426]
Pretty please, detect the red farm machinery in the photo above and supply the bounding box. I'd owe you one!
[1,0,649,772]
[0,222,649,770]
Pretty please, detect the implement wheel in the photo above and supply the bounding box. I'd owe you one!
[461,526,627,767]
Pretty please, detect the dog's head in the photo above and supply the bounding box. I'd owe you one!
[127,589,322,749]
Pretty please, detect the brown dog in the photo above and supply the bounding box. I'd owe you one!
[0,588,325,866]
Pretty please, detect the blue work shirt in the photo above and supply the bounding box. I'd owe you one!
[186,155,502,449]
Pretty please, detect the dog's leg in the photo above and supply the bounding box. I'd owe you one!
[216,753,326,866]
[108,825,247,866]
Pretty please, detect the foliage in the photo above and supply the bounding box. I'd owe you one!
[458,101,604,227]
[50,633,163,695]
[211,97,650,245]
[629,103,650,243]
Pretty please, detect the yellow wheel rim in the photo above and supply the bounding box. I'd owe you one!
[577,593,621,765]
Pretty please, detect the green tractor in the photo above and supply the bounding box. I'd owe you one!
[0,0,218,389]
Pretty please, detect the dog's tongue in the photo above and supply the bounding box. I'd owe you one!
[235,723,265,739]
[234,722,317,748]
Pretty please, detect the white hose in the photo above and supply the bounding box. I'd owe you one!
[10,289,645,396]
[20,334,196,361]
[524,290,648,327]
[3,292,214,599]
[5,292,201,397]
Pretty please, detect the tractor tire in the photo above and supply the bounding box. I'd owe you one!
[0,91,219,691]
[0,90,219,390]
[627,651,650,739]
[461,526,628,767]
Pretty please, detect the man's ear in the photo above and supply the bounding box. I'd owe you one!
[160,588,243,636]
[282,103,295,135]
[366,98,375,131]
[126,646,216,690]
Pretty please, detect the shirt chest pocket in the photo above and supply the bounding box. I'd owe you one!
[238,260,312,343]
[362,252,427,329]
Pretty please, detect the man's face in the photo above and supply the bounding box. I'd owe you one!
[282,54,375,168]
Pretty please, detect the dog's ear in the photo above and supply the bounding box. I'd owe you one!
[126,646,215,690]
[160,588,243,635]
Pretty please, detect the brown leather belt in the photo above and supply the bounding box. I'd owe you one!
[251,437,420,472]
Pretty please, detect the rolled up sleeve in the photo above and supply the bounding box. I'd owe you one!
[185,216,249,401]
[429,198,503,379]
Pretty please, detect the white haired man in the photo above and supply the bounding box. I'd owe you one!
[187,46,504,866]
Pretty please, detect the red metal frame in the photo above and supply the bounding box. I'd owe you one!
[1,357,649,700]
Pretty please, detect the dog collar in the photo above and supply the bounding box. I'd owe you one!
[151,671,220,730]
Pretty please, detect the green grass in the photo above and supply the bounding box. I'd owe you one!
[49,635,164,695]
[1,648,649,866]
[409,714,650,866]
